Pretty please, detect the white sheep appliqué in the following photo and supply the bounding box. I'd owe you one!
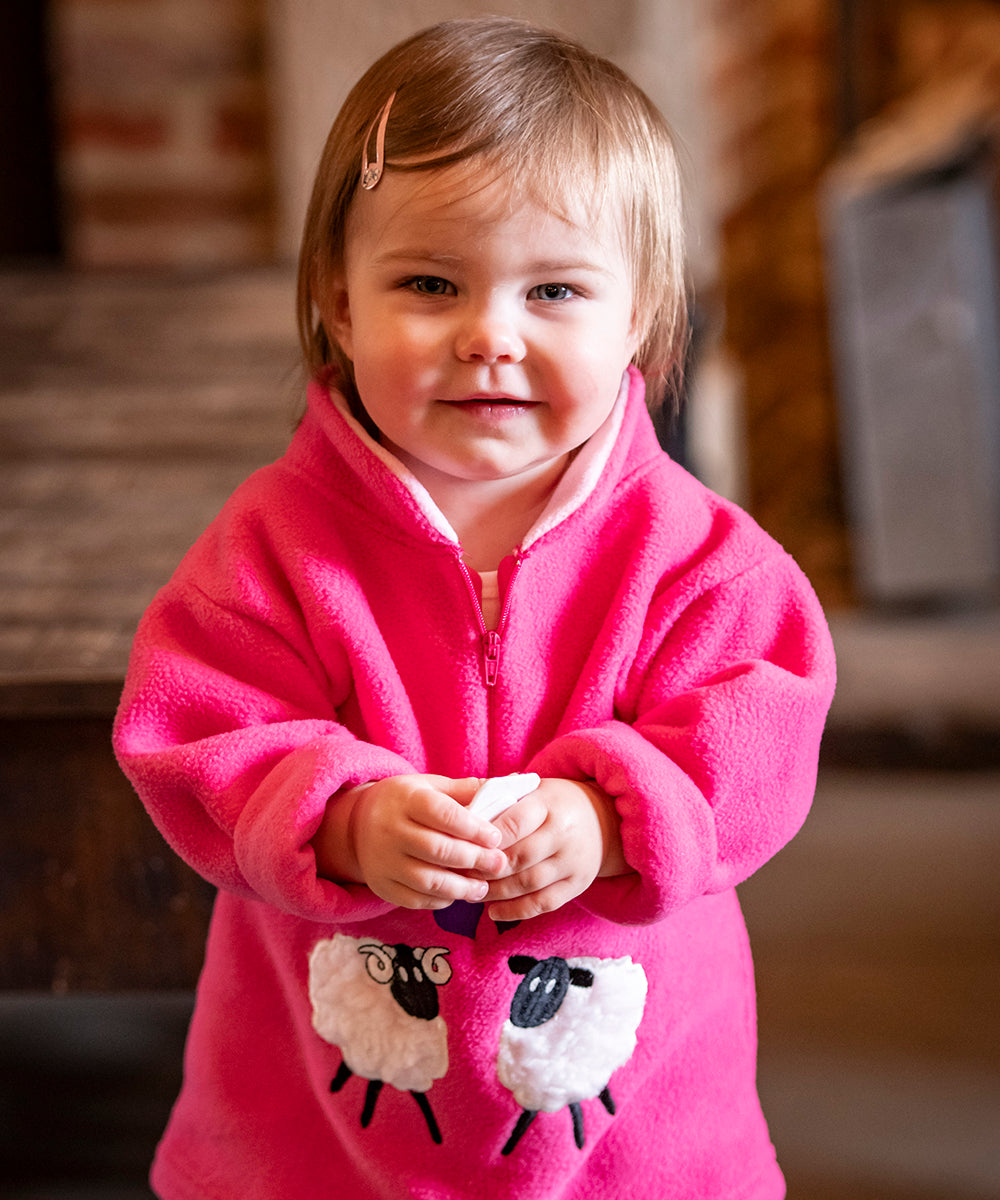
[497,953,648,1155]
[309,934,452,1143]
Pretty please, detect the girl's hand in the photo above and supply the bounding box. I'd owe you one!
[482,779,630,922]
[312,774,507,909]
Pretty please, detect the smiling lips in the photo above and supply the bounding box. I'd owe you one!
[446,396,536,415]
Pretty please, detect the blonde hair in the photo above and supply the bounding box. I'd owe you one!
[297,16,688,411]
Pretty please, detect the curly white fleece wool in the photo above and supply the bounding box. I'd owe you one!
[309,934,448,1094]
[497,956,647,1113]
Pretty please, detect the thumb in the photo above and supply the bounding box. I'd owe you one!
[443,776,485,806]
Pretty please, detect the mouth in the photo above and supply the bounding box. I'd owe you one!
[446,396,536,415]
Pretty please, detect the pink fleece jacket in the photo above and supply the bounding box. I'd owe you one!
[113,367,835,1200]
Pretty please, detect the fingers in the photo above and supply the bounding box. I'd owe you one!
[482,779,611,920]
[377,866,492,911]
[420,776,504,849]
[486,878,581,923]
[361,775,501,850]
[350,775,622,918]
[352,774,507,909]
[490,792,548,851]
[360,834,501,909]
[485,859,564,903]
[397,822,505,877]
[482,834,583,922]
[490,785,586,871]
[438,775,485,807]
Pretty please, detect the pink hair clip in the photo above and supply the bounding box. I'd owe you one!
[360,91,396,190]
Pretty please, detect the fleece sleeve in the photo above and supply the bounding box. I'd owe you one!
[113,572,412,924]
[526,555,836,925]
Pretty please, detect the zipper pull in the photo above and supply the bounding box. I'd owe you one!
[484,630,501,687]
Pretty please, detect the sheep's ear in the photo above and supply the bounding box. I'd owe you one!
[508,955,537,976]
[569,967,594,988]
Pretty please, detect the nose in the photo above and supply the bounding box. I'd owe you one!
[454,298,525,364]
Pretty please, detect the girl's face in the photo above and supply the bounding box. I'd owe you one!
[321,163,639,500]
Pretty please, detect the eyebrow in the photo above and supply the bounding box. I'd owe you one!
[372,249,615,277]
[371,250,462,268]
[526,259,616,278]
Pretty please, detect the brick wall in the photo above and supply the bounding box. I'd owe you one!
[896,0,1000,91]
[50,0,275,267]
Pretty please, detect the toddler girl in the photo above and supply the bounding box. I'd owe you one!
[114,17,835,1199]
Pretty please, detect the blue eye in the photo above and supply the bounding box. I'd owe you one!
[410,276,453,296]
[531,283,573,302]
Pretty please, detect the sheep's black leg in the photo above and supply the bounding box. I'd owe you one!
[330,1062,352,1093]
[501,1109,537,1156]
[410,1090,443,1144]
[599,1086,615,1115]
[360,1079,383,1128]
[570,1102,585,1149]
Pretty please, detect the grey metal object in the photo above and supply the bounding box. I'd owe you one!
[824,144,1000,603]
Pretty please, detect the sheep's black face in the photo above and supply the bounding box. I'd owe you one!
[389,944,440,1021]
[508,956,593,1029]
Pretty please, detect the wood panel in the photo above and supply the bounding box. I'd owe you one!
[0,266,299,714]
[1,267,299,988]
[0,717,213,990]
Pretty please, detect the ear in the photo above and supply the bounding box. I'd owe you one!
[316,266,355,362]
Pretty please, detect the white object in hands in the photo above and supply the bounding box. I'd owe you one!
[469,773,541,822]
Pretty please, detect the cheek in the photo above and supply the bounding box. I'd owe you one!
[567,333,634,392]
[360,318,438,366]
[351,333,436,405]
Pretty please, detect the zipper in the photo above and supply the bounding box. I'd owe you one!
[457,552,524,690]
[457,552,524,777]
[484,629,502,686]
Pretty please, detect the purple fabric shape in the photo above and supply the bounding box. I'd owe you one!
[433,900,483,938]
